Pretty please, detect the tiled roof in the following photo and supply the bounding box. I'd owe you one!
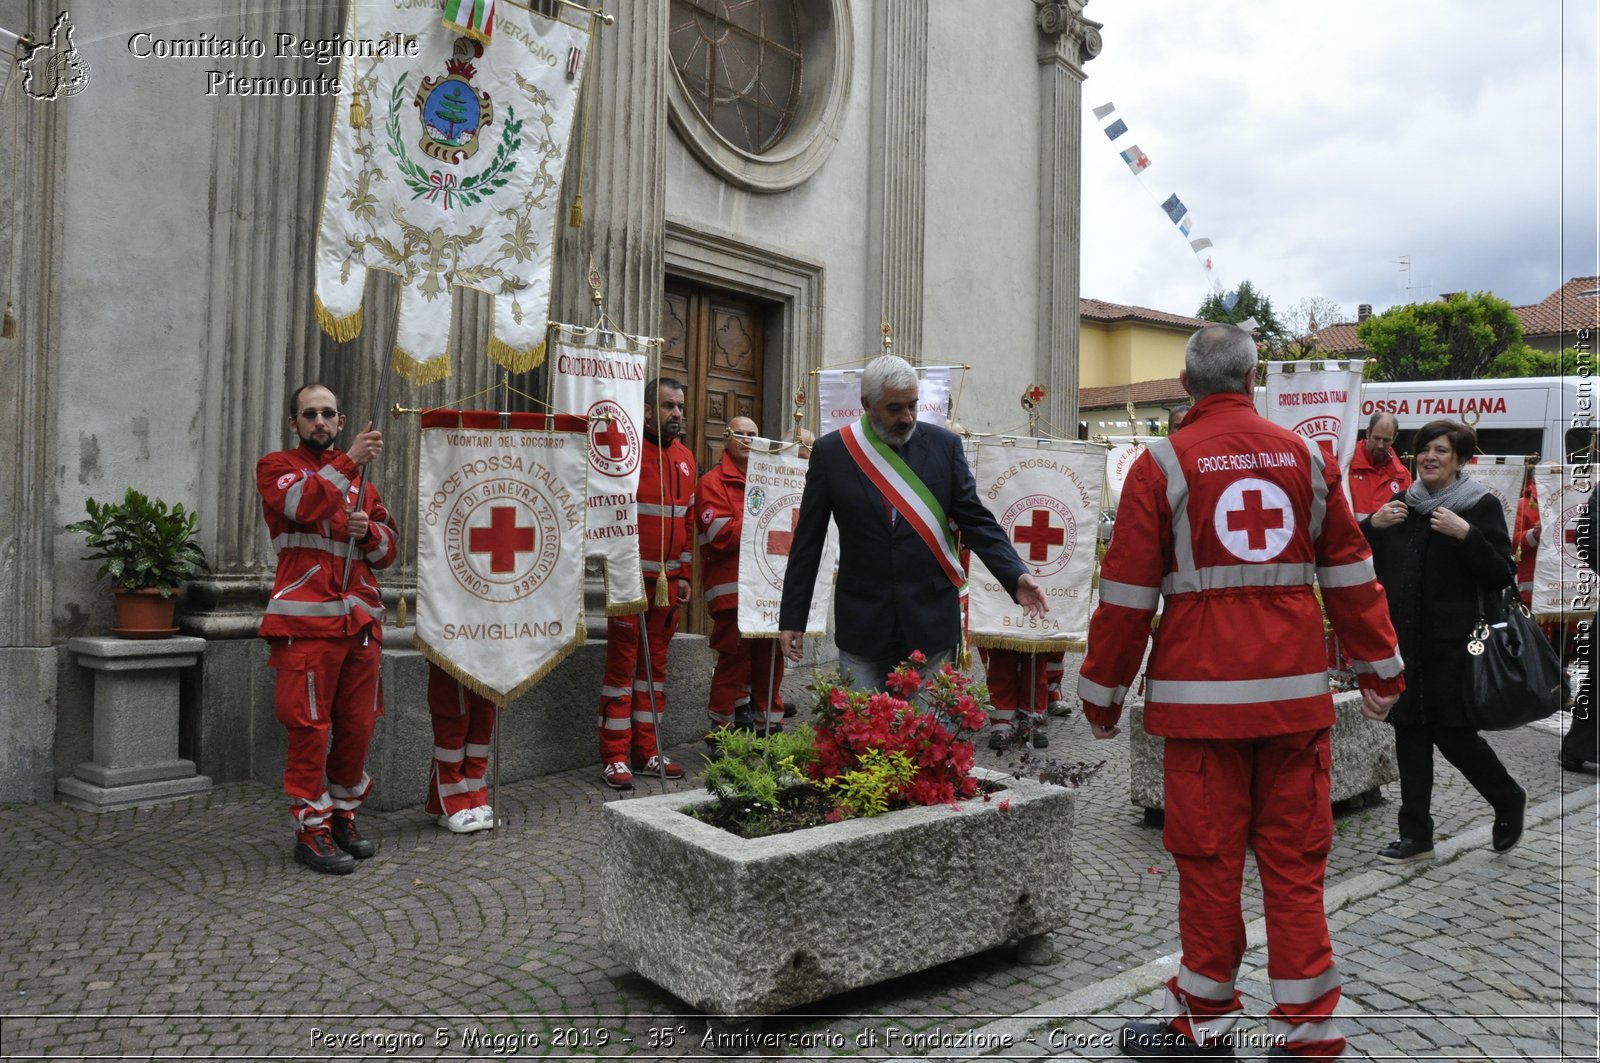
[1080,377,1188,409]
[1514,276,1600,337]
[1313,276,1600,354]
[1081,298,1210,330]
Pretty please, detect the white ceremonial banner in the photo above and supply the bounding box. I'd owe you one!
[414,411,589,703]
[314,1,588,384]
[967,438,1102,650]
[815,365,959,436]
[738,441,837,636]
[548,325,651,614]
[1467,457,1529,542]
[1532,463,1598,621]
[1103,436,1148,511]
[1261,361,1365,472]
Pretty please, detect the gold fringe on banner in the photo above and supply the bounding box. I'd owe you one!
[315,295,364,342]
[606,597,648,617]
[391,344,452,386]
[414,618,587,709]
[967,634,1084,654]
[487,334,547,373]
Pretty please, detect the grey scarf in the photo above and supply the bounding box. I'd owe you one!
[1403,469,1489,517]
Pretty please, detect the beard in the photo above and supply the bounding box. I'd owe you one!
[302,433,334,453]
[875,419,915,447]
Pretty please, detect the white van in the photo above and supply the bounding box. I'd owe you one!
[1357,376,1595,461]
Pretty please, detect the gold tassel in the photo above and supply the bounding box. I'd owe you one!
[959,647,972,671]
[654,570,670,607]
[1,301,14,339]
[569,192,584,228]
[396,596,408,627]
[349,88,368,129]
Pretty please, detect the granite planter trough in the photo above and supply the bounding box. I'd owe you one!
[1129,689,1398,824]
[600,767,1075,1018]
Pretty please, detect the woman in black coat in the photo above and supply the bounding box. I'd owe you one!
[1362,419,1525,863]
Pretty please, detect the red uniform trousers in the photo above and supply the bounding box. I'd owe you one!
[1162,729,1344,1060]
[269,630,381,831]
[707,611,785,729]
[1044,650,1065,704]
[425,664,497,817]
[980,648,1049,732]
[597,602,679,763]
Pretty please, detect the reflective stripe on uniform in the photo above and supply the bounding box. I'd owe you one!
[638,502,688,518]
[1315,558,1376,588]
[1270,965,1340,1005]
[1304,439,1329,542]
[1098,578,1161,611]
[1147,671,1330,704]
[265,599,350,618]
[1078,675,1128,706]
[1350,652,1405,679]
[1163,563,1314,595]
[698,517,731,546]
[1177,964,1238,1000]
[433,745,464,763]
[1146,438,1198,574]
[704,582,737,602]
[273,532,343,556]
[600,685,629,699]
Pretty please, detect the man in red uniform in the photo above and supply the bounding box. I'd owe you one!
[596,377,696,791]
[981,648,1050,747]
[1346,412,1411,522]
[1079,326,1404,1060]
[696,416,786,735]
[257,383,397,875]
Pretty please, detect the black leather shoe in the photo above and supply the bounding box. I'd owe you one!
[782,701,797,718]
[1560,752,1594,772]
[1119,1020,1233,1059]
[1377,837,1434,863]
[294,831,356,875]
[330,816,378,859]
[1029,728,1050,750]
[1493,784,1527,853]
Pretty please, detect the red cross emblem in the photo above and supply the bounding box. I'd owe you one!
[1226,490,1285,551]
[594,418,629,459]
[1012,508,1065,562]
[767,508,800,556]
[468,505,535,573]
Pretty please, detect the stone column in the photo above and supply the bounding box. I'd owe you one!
[1035,1,1100,438]
[866,0,927,361]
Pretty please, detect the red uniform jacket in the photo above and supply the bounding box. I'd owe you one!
[696,450,746,616]
[256,444,397,640]
[1347,443,1412,521]
[1079,392,1404,739]
[639,432,696,592]
[1512,489,1540,603]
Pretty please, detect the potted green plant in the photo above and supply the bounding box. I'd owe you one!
[65,488,209,638]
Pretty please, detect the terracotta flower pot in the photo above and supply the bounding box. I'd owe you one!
[112,587,179,639]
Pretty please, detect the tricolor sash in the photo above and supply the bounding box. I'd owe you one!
[839,418,964,591]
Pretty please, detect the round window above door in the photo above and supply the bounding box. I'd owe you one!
[666,0,852,194]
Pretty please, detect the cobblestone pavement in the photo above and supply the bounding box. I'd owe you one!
[1,656,1597,1060]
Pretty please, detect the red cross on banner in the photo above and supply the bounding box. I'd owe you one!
[594,418,629,459]
[1012,508,1065,562]
[767,508,799,556]
[1226,489,1285,551]
[469,505,535,573]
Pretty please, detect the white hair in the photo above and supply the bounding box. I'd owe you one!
[860,354,919,404]
[1183,324,1257,399]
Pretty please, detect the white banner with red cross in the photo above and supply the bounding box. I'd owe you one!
[1261,360,1364,473]
[966,438,1102,651]
[815,365,956,437]
[1103,436,1148,510]
[1532,463,1598,621]
[414,410,589,703]
[1467,456,1531,546]
[548,325,651,615]
[738,441,837,636]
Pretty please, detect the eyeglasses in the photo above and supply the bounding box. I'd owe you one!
[299,408,339,421]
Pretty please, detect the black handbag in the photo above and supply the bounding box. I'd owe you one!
[1463,585,1566,731]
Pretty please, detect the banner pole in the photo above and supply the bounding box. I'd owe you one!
[341,360,394,593]
[762,644,778,738]
[637,618,669,790]
[489,709,500,830]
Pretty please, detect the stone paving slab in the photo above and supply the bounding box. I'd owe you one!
[0,655,1597,1060]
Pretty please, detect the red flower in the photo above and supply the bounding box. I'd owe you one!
[910,649,927,664]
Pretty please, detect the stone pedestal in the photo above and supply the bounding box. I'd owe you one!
[57,636,213,811]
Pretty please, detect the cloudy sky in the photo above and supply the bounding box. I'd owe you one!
[1077,0,1598,329]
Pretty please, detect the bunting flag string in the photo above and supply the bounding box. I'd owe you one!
[1089,99,1241,311]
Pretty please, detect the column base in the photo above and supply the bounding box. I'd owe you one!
[57,771,214,812]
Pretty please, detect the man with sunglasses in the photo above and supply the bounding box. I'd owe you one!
[256,383,397,874]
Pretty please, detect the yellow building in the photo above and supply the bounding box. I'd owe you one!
[1077,299,1208,437]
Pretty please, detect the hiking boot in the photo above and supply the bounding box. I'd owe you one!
[294,829,356,875]
[601,761,634,791]
[631,754,685,780]
[1376,837,1434,863]
[329,815,378,858]
[1118,1019,1233,1059]
[1492,783,1526,853]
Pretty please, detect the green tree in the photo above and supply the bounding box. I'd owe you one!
[1197,280,1289,353]
[1358,291,1534,381]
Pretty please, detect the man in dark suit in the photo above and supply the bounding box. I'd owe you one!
[778,355,1048,690]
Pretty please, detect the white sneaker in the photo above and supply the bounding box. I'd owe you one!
[471,805,496,829]
[438,809,485,834]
